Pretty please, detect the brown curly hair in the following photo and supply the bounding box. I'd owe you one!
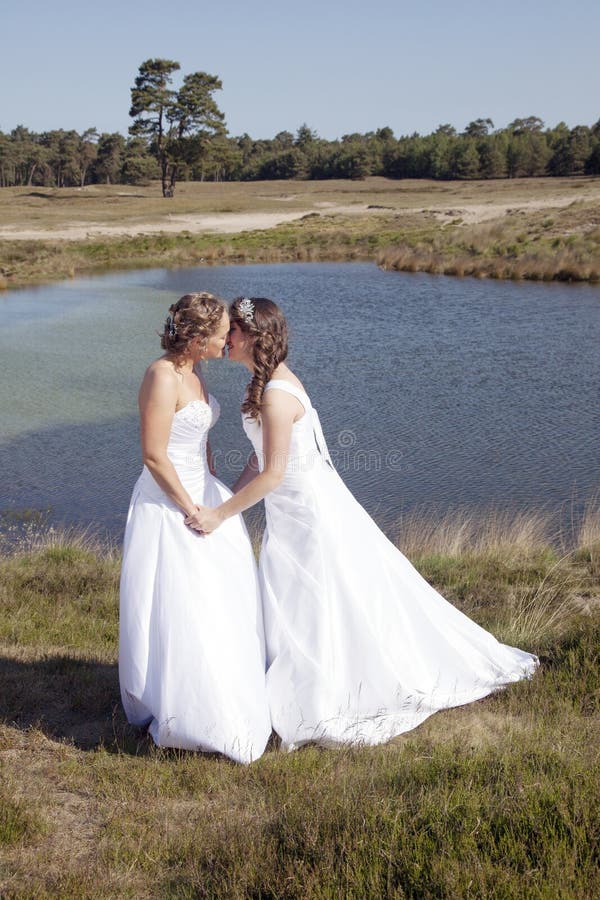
[160,292,226,355]
[230,297,289,420]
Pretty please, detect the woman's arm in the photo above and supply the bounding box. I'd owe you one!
[206,438,216,476]
[232,453,259,493]
[187,390,300,533]
[139,365,197,518]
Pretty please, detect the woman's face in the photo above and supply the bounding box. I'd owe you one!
[227,320,253,362]
[196,309,230,360]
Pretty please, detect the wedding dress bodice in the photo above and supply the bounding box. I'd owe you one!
[167,395,220,466]
[135,395,220,506]
[242,380,331,484]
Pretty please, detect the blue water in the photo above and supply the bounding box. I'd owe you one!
[1,262,598,537]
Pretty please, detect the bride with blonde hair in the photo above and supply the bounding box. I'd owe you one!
[119,292,270,763]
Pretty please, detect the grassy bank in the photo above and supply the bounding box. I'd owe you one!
[1,177,599,289]
[0,506,598,897]
[0,221,380,290]
[377,205,600,282]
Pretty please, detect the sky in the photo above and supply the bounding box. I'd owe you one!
[1,0,598,140]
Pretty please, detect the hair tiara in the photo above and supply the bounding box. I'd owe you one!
[236,297,255,324]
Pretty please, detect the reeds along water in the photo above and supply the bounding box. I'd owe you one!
[3,497,597,559]
[396,504,560,559]
[1,501,598,650]
[377,247,600,282]
[392,501,598,644]
[377,215,600,281]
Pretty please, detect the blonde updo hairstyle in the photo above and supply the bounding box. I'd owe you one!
[230,297,289,420]
[161,292,226,355]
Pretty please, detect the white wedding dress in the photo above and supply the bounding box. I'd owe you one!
[119,395,271,764]
[244,380,538,750]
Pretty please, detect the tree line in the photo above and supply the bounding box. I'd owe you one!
[1,58,599,192]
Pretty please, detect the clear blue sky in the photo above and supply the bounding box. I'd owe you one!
[2,0,598,139]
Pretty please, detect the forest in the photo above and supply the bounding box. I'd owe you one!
[2,117,599,189]
[1,59,599,192]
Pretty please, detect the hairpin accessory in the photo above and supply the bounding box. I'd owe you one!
[237,297,255,324]
[167,315,177,338]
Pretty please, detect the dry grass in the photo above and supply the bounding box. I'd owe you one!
[578,495,600,553]
[396,505,554,560]
[1,176,596,230]
[498,572,579,647]
[0,507,598,896]
[397,506,600,648]
[377,202,600,283]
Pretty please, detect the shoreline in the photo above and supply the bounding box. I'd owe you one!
[1,176,599,290]
[1,228,598,292]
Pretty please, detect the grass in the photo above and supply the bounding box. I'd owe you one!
[0,782,45,847]
[1,176,599,289]
[3,177,594,229]
[377,208,600,282]
[0,505,598,896]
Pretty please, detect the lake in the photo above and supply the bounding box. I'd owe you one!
[1,262,598,538]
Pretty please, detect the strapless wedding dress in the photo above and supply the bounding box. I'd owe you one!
[244,380,538,750]
[119,395,270,763]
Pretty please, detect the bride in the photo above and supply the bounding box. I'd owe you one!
[190,296,538,750]
[119,292,270,763]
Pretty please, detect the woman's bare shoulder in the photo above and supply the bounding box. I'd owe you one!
[143,357,178,383]
[139,357,179,407]
[262,375,306,421]
[271,365,307,393]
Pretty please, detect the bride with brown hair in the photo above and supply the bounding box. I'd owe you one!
[191,296,538,751]
[119,292,270,763]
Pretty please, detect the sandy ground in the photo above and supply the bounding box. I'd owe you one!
[0,205,358,241]
[0,210,312,241]
[0,192,595,241]
[425,195,594,225]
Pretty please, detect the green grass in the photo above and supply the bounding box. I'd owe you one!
[0,787,45,847]
[0,507,598,896]
[0,540,119,652]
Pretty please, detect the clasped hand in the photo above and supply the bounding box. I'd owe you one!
[185,505,224,535]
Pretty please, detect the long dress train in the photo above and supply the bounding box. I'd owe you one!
[244,380,538,749]
[119,395,271,764]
